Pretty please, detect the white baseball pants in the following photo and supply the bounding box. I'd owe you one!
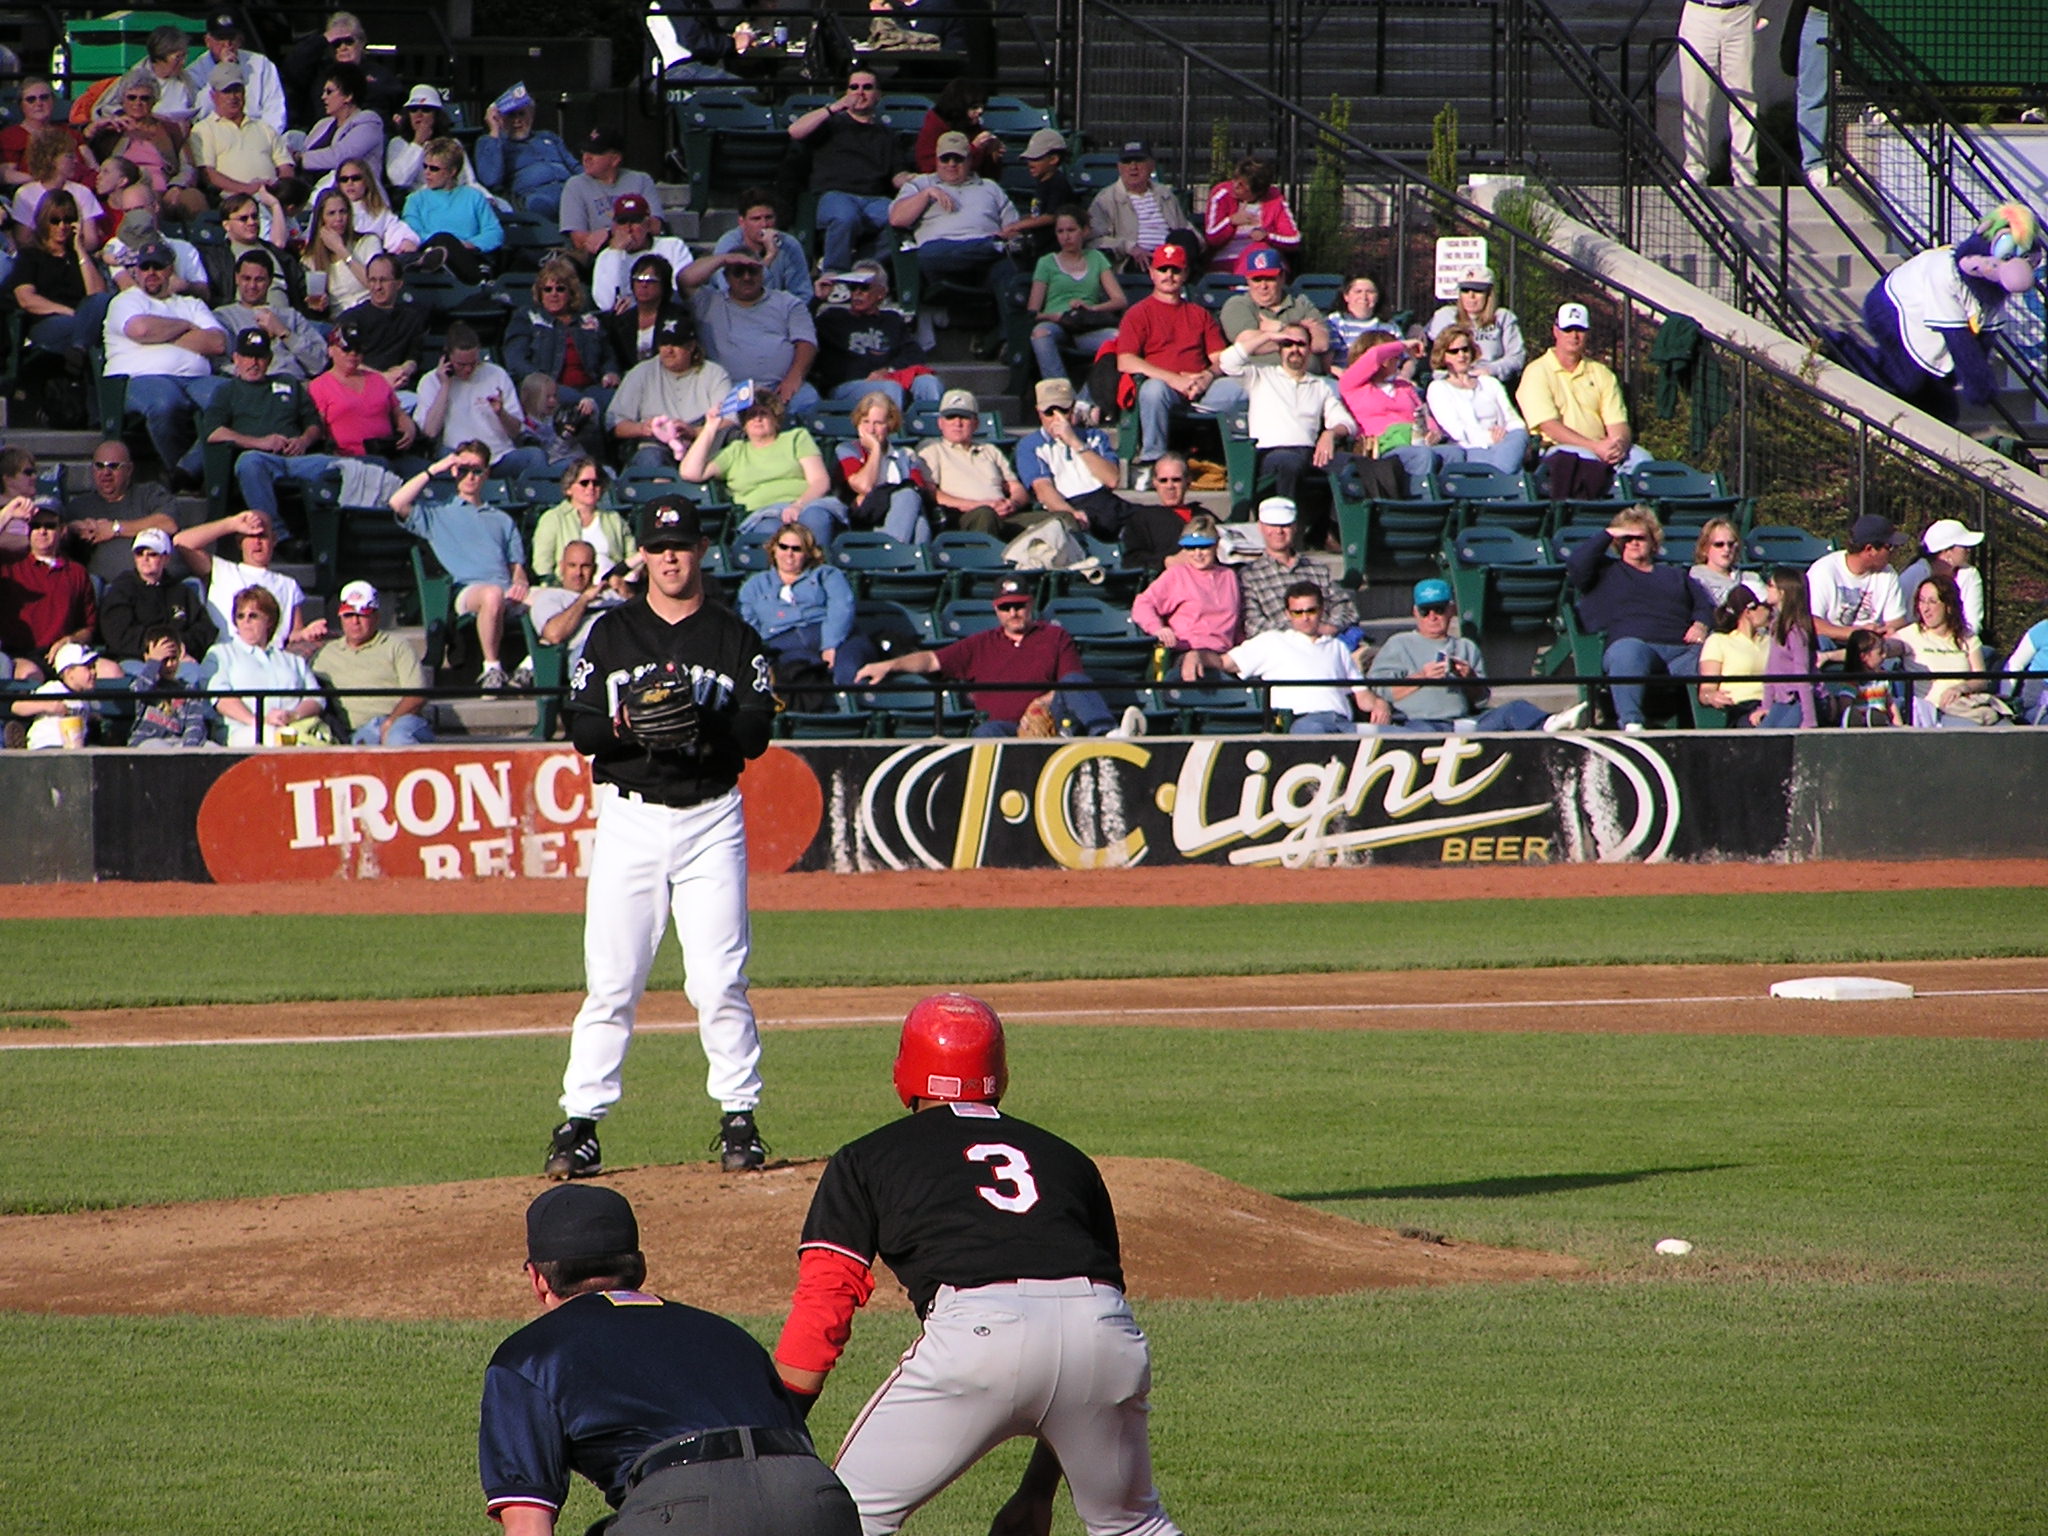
[560,784,763,1119]
[834,1279,1180,1536]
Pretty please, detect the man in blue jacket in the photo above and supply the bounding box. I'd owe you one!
[476,82,579,219]
[1563,504,1712,729]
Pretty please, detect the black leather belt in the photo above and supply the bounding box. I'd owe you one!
[626,1426,814,1488]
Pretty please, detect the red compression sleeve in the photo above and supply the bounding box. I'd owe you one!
[774,1246,877,1376]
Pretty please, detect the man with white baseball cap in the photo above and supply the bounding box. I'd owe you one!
[1899,519,1986,639]
[312,580,432,744]
[1515,302,1648,500]
[99,525,218,665]
[1234,495,1360,640]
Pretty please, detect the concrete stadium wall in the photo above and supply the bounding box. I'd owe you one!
[4,732,2044,882]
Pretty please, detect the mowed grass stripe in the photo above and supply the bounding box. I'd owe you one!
[4,1028,2041,1284]
[3,1282,2044,1536]
[2,888,2045,1010]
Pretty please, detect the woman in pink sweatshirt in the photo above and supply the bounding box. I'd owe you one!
[1131,513,1242,681]
[1338,335,1450,485]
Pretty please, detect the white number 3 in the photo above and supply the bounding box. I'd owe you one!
[964,1143,1040,1213]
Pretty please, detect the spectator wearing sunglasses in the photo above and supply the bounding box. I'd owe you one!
[1686,516,1750,606]
[101,240,229,488]
[1425,322,1528,476]
[737,522,877,689]
[1369,577,1588,733]
[531,457,637,586]
[1,78,93,192]
[1563,504,1713,730]
[390,441,531,691]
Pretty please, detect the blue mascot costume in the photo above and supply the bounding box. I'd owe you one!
[1850,202,2043,425]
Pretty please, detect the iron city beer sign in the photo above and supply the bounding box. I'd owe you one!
[188,733,1736,880]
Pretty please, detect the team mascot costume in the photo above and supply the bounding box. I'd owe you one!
[1848,202,2044,424]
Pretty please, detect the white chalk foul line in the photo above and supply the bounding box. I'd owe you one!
[5,985,2046,1051]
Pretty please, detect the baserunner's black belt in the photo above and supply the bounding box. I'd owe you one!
[626,1426,815,1488]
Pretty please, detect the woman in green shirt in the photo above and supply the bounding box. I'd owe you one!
[676,397,846,547]
[1027,205,1128,387]
[530,456,637,582]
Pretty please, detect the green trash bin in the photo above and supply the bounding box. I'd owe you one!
[62,10,205,85]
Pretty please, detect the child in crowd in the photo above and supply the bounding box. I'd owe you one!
[1835,627,1906,727]
[126,626,213,747]
[11,642,103,748]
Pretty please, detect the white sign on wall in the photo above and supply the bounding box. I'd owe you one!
[1434,237,1489,301]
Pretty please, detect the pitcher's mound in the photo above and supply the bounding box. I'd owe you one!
[0,1158,1581,1321]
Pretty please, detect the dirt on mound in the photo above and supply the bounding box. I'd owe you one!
[0,1159,1579,1321]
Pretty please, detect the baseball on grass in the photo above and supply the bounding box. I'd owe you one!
[1654,1238,1694,1256]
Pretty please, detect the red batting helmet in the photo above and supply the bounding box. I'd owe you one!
[893,993,1008,1107]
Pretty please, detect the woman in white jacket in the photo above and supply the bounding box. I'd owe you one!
[1425,324,1529,475]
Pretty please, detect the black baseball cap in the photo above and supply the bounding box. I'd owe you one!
[992,575,1033,605]
[638,495,704,549]
[330,318,365,352]
[205,11,240,36]
[133,241,173,270]
[1118,140,1152,161]
[234,325,271,357]
[581,125,624,155]
[1848,512,1905,549]
[526,1184,638,1263]
[653,312,694,348]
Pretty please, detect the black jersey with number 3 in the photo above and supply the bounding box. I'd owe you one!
[799,1103,1124,1316]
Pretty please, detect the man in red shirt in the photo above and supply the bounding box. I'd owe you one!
[0,506,111,680]
[854,576,1137,737]
[1115,241,1246,487]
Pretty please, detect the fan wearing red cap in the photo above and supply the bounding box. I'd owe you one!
[775,995,1184,1536]
[1113,240,1246,486]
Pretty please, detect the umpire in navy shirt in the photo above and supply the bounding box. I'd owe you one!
[480,1184,859,1536]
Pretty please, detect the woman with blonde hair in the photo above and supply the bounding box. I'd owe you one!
[736,520,876,687]
[302,185,380,313]
[1425,322,1527,475]
[1425,266,1524,385]
[12,130,105,250]
[832,390,931,544]
[531,455,635,580]
[325,155,418,252]
[1686,516,1746,604]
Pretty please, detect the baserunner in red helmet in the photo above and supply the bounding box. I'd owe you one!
[774,994,1182,1536]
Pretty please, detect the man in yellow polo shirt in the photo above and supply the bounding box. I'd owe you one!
[1515,302,1649,500]
[188,61,294,201]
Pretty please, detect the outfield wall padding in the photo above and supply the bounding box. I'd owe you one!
[5,732,2044,883]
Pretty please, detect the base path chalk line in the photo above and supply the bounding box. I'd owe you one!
[7,986,2048,1051]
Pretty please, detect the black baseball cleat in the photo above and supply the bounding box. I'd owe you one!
[713,1111,768,1172]
[544,1117,602,1180]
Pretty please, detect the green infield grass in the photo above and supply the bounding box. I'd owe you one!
[4,1278,2041,1536]
[0,887,2044,1009]
[2,944,2042,1530]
